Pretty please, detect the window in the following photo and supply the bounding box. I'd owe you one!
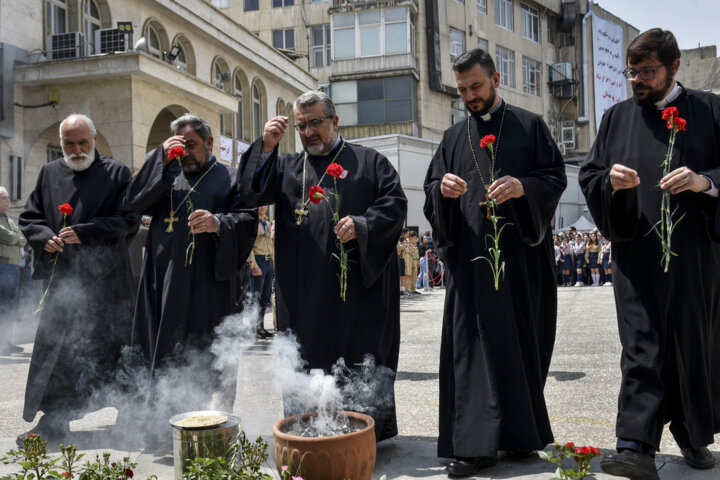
[311,25,331,68]
[332,75,415,126]
[522,57,541,96]
[451,97,467,124]
[495,0,513,31]
[272,0,294,6]
[478,38,489,52]
[210,0,230,7]
[145,24,162,59]
[559,31,574,47]
[521,4,540,43]
[477,0,487,13]
[47,146,63,163]
[272,29,295,50]
[547,15,556,44]
[253,85,262,139]
[453,0,464,4]
[495,45,515,88]
[244,0,259,11]
[332,8,411,59]
[84,0,102,53]
[212,58,230,92]
[174,44,188,72]
[45,0,67,35]
[234,74,244,139]
[449,28,465,59]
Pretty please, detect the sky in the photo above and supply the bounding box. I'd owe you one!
[594,0,720,51]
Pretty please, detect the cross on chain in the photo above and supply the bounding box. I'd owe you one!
[478,193,492,219]
[294,204,309,225]
[164,210,179,232]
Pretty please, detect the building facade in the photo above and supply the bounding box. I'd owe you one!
[0,0,316,218]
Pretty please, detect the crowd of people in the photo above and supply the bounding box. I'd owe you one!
[0,28,719,480]
[553,226,613,287]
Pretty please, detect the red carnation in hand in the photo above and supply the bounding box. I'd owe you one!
[58,203,73,216]
[480,134,496,149]
[309,185,325,204]
[675,116,687,131]
[661,106,687,132]
[326,163,344,178]
[168,145,186,160]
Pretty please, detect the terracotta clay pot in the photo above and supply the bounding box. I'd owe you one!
[272,411,376,480]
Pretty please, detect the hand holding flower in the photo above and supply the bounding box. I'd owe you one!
[163,136,186,166]
[187,209,219,234]
[334,216,357,243]
[660,166,711,194]
[58,227,82,244]
[43,236,64,253]
[487,175,525,205]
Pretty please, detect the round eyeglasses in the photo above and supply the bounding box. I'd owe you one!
[622,65,664,81]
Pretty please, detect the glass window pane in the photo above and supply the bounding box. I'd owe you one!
[272,30,283,48]
[285,29,295,49]
[385,23,407,54]
[334,13,354,27]
[336,104,358,126]
[359,10,381,25]
[56,6,66,33]
[385,76,410,99]
[385,7,406,22]
[360,26,380,56]
[478,38,489,51]
[334,29,355,59]
[386,99,412,122]
[358,100,384,124]
[311,26,324,46]
[332,81,357,103]
[358,78,383,101]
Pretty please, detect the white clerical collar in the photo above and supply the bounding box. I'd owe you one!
[479,98,504,121]
[655,83,682,110]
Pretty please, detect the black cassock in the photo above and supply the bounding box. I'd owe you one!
[238,138,407,441]
[424,104,566,458]
[19,153,139,421]
[579,87,720,450]
[126,147,256,409]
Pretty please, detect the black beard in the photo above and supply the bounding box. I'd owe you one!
[468,90,497,120]
[632,76,673,108]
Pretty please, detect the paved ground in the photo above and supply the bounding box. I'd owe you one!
[1,286,718,479]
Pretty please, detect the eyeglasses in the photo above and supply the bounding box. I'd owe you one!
[622,65,664,81]
[294,116,332,132]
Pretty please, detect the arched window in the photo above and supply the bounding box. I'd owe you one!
[45,0,68,35]
[171,35,196,75]
[253,84,262,139]
[234,73,244,139]
[84,0,102,53]
[145,24,162,59]
[211,57,231,93]
[174,45,187,71]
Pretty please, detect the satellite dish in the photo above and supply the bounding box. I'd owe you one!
[134,37,149,53]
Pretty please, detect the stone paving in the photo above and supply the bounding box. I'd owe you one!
[0,286,718,479]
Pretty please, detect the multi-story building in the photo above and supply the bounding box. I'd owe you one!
[0,0,315,218]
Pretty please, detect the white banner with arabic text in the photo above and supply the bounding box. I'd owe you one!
[593,16,626,131]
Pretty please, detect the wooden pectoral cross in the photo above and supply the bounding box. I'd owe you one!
[164,210,179,232]
[478,193,492,219]
[294,204,309,226]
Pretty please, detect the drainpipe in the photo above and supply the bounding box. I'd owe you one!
[577,1,593,124]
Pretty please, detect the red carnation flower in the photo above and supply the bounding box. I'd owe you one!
[675,116,687,131]
[326,163,344,178]
[661,106,678,121]
[309,185,325,204]
[124,468,134,478]
[565,442,575,450]
[168,145,186,160]
[58,203,73,216]
[480,134,496,149]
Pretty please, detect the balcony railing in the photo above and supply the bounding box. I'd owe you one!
[331,53,416,76]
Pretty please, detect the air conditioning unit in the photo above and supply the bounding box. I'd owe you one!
[94,28,133,54]
[550,62,572,83]
[46,32,87,60]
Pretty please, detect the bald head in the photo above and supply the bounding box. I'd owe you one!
[59,114,97,171]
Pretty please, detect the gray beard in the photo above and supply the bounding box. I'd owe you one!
[64,152,95,171]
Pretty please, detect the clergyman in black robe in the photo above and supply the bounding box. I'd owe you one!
[579,29,720,477]
[423,49,566,476]
[238,91,407,441]
[126,114,257,415]
[18,114,139,440]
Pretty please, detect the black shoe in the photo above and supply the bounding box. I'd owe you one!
[600,450,659,480]
[680,446,715,469]
[255,328,273,339]
[447,456,497,477]
[16,416,70,448]
[505,450,537,458]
